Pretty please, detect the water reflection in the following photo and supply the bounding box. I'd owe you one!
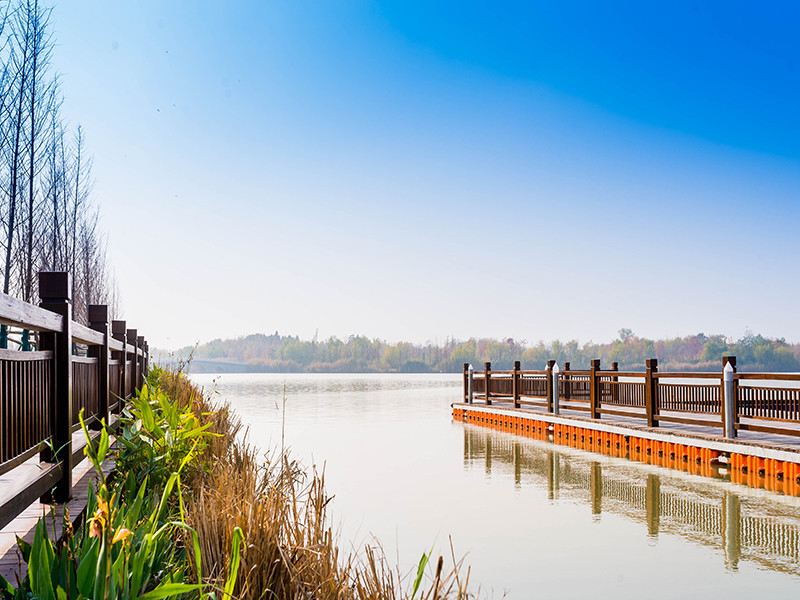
[464,426,800,575]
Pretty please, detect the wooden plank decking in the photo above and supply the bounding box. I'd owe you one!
[0,429,114,583]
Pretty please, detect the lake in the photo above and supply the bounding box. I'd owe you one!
[190,373,800,598]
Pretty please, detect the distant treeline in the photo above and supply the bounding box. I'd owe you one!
[165,329,800,373]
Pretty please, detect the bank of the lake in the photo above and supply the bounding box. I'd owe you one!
[191,372,800,599]
[1,370,468,599]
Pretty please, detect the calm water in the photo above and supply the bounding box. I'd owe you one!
[190,373,800,598]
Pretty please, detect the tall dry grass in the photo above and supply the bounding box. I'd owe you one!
[155,369,473,600]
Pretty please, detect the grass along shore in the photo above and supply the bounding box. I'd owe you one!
[0,368,471,599]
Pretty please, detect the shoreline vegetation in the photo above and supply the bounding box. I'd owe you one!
[0,368,471,599]
[162,330,800,374]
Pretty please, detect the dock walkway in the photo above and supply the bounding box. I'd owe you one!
[456,359,800,495]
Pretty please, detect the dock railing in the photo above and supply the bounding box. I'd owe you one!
[0,271,150,529]
[462,356,800,440]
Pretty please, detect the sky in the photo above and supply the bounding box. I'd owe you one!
[50,1,800,350]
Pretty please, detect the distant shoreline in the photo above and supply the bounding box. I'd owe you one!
[155,331,800,374]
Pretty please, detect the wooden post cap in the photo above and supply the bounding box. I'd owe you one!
[87,304,109,323]
[111,320,127,338]
[38,271,72,301]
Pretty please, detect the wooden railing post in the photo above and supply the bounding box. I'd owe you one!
[467,364,474,404]
[552,362,561,415]
[545,360,556,412]
[723,356,738,438]
[645,358,659,427]
[38,271,73,503]
[88,304,110,429]
[137,335,145,388]
[611,361,619,405]
[563,361,571,400]
[463,363,469,403]
[112,320,126,409]
[127,328,138,395]
[484,361,492,405]
[512,360,521,408]
[589,359,601,419]
[144,340,150,377]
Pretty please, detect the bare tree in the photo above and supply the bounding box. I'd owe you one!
[40,84,63,270]
[20,0,54,302]
[2,0,31,297]
[0,0,116,342]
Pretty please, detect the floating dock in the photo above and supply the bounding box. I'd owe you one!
[454,358,800,496]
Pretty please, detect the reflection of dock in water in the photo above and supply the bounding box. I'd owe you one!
[464,427,800,576]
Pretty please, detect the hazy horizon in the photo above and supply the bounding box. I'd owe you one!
[49,2,800,349]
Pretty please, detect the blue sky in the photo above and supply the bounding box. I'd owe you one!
[51,2,800,349]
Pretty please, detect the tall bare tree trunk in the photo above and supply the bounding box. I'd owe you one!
[3,27,29,295]
[23,0,38,301]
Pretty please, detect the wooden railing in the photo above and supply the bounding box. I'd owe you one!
[462,356,800,439]
[0,271,150,530]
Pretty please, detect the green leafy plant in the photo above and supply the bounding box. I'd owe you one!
[115,381,214,493]
[0,392,224,600]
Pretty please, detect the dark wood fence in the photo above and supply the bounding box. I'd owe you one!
[463,356,800,439]
[0,271,149,530]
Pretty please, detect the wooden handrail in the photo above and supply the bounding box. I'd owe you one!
[464,355,800,439]
[597,371,644,378]
[653,371,720,379]
[0,271,151,529]
[72,356,99,365]
[0,292,64,332]
[0,348,53,361]
[72,322,105,346]
[736,373,800,381]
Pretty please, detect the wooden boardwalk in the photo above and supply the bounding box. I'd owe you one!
[457,359,800,495]
[457,398,800,456]
[453,402,800,497]
[0,430,114,582]
[464,359,800,449]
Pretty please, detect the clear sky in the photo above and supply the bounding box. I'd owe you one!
[50,1,800,350]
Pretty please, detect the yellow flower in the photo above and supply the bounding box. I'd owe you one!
[96,496,109,517]
[88,515,103,538]
[88,495,110,538]
[112,527,133,545]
